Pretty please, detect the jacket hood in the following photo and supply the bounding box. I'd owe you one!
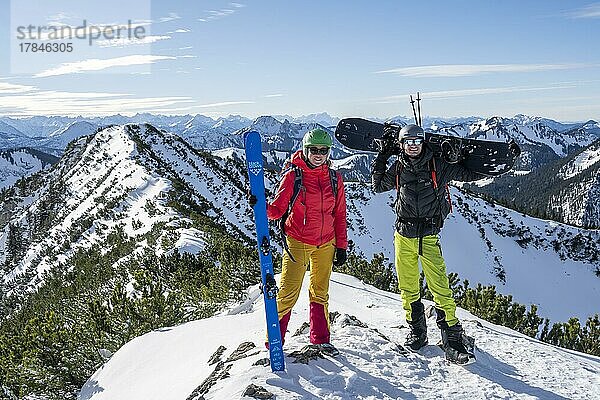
[290,149,331,174]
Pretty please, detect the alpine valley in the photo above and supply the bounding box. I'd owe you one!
[0,113,599,399]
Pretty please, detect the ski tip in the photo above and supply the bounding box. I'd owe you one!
[243,130,260,142]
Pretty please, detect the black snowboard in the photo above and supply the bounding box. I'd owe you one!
[335,118,521,177]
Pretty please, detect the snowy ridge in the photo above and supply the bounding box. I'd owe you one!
[0,124,252,287]
[558,140,600,180]
[1,126,183,282]
[79,272,600,400]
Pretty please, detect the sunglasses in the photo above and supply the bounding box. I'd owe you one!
[404,138,424,146]
[308,147,330,155]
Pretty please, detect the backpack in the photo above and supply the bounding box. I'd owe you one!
[277,163,339,261]
[394,157,452,256]
[395,157,452,213]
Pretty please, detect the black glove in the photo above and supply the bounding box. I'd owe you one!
[247,187,257,207]
[376,123,401,156]
[333,248,347,267]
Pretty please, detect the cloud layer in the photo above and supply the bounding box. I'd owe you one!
[375,64,586,77]
[35,55,176,77]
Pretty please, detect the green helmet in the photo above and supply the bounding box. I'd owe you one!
[302,128,333,148]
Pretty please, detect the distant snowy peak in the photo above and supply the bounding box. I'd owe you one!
[211,115,252,130]
[236,116,328,151]
[44,121,98,150]
[0,121,27,140]
[292,112,339,127]
[184,114,215,130]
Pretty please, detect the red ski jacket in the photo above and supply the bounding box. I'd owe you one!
[267,150,348,249]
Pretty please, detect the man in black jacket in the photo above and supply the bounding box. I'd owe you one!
[371,124,484,364]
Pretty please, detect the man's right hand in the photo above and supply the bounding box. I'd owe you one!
[377,123,401,156]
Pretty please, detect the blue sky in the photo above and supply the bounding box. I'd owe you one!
[1,0,599,121]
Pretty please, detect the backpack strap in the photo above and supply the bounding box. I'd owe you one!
[329,168,339,202]
[430,157,452,213]
[395,161,404,192]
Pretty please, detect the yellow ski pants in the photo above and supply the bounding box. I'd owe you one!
[276,236,336,344]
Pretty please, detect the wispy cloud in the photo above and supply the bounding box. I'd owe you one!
[97,35,171,47]
[264,94,284,98]
[159,13,181,23]
[193,101,254,108]
[568,2,600,18]
[47,12,77,24]
[0,82,37,94]
[374,84,577,103]
[35,55,176,77]
[0,85,193,116]
[198,3,245,22]
[374,63,586,77]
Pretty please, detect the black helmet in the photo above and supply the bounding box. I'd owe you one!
[398,124,425,141]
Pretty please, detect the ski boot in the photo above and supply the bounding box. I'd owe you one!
[405,315,428,352]
[441,323,476,365]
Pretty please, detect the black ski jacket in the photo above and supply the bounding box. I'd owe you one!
[371,146,484,238]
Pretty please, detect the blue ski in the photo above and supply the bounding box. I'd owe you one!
[243,130,285,372]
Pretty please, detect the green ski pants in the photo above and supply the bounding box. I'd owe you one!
[394,232,458,327]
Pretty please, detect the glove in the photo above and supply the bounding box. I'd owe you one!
[333,248,347,267]
[376,123,401,156]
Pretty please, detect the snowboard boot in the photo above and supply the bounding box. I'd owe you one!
[405,314,428,352]
[441,323,476,365]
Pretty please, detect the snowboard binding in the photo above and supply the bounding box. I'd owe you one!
[440,139,462,164]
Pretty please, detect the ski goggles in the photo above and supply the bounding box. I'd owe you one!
[403,138,424,146]
[308,147,330,155]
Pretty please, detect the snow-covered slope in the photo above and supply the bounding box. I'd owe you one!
[0,147,58,189]
[550,140,600,228]
[558,140,600,180]
[342,182,600,324]
[79,272,600,400]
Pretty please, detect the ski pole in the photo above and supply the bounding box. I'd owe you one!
[410,95,418,125]
[416,92,422,127]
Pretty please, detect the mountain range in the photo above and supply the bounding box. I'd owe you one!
[1,117,599,399]
[1,123,598,323]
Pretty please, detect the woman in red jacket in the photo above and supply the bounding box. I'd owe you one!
[266,128,348,354]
